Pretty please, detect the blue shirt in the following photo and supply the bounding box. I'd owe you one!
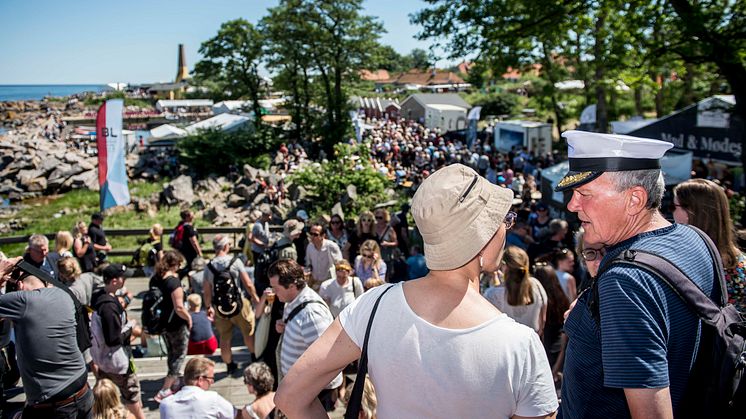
[560,224,716,418]
[406,254,429,280]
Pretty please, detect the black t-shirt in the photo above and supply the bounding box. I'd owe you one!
[149,275,187,331]
[76,237,97,273]
[88,223,106,246]
[179,223,198,262]
[189,311,213,342]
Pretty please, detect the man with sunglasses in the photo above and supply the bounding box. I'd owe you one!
[160,357,234,419]
[304,223,343,290]
[0,257,92,418]
[556,131,717,418]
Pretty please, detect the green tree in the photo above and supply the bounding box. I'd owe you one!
[193,19,265,122]
[408,48,431,70]
[176,128,281,176]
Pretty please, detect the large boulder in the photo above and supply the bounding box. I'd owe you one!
[226,193,245,208]
[70,170,98,190]
[162,175,194,206]
[22,176,47,192]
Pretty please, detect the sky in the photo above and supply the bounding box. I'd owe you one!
[0,0,450,85]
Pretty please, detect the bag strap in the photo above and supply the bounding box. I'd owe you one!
[352,277,363,298]
[283,300,327,324]
[16,260,82,312]
[345,284,396,419]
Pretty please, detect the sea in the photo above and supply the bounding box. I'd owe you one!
[0,84,109,102]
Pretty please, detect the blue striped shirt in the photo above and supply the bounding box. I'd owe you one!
[560,224,717,418]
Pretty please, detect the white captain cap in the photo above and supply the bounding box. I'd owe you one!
[555,130,674,192]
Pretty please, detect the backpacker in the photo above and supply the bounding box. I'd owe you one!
[593,225,745,418]
[207,255,243,318]
[141,285,172,335]
[255,241,293,268]
[169,222,185,250]
[131,240,159,268]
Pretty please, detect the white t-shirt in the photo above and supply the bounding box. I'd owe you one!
[483,277,548,333]
[318,277,364,318]
[159,386,235,419]
[339,284,558,419]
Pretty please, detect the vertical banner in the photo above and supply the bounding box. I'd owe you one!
[466,106,482,149]
[96,99,130,211]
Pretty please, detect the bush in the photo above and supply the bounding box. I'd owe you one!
[466,92,521,117]
[289,143,392,217]
[176,126,281,176]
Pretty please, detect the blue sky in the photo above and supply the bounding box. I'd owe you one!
[0,0,450,84]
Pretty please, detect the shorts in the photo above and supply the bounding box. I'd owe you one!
[97,370,141,404]
[188,335,218,355]
[215,298,255,341]
[163,326,189,378]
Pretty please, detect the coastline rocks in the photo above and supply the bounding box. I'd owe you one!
[161,175,195,206]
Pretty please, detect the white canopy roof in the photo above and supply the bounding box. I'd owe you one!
[156,99,214,111]
[150,124,187,139]
[185,113,251,134]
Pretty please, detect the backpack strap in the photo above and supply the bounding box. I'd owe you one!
[345,283,396,419]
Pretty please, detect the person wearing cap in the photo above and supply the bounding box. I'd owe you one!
[277,219,304,262]
[88,212,112,265]
[0,256,93,418]
[275,164,558,418]
[556,131,717,418]
[90,263,145,419]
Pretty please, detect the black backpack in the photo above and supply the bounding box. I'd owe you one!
[594,225,745,418]
[256,242,293,267]
[207,255,243,318]
[141,284,172,335]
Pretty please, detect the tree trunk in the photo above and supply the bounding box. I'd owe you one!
[594,11,609,133]
[540,42,565,134]
[634,85,644,116]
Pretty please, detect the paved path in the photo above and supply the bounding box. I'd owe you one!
[6,276,346,418]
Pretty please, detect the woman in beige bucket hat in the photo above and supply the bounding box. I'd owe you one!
[275,164,558,418]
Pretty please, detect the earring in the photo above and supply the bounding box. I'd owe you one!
[479,255,484,270]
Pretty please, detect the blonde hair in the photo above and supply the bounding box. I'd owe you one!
[359,240,381,258]
[58,257,82,282]
[361,377,378,419]
[150,223,163,240]
[93,379,127,419]
[187,293,202,311]
[72,221,87,239]
[374,208,390,223]
[334,259,352,273]
[356,210,375,236]
[55,231,74,253]
[503,246,533,306]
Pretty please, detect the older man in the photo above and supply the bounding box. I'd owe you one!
[557,131,717,418]
[305,222,343,289]
[23,234,55,279]
[204,234,260,374]
[159,357,234,419]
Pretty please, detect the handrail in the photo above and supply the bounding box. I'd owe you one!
[0,225,284,257]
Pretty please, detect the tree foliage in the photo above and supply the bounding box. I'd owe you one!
[176,128,281,176]
[289,143,390,216]
[193,19,265,122]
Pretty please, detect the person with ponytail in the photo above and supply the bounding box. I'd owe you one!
[485,246,548,336]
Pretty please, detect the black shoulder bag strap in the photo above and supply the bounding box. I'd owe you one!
[593,225,727,326]
[284,300,327,324]
[345,284,396,419]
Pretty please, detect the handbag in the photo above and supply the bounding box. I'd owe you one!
[254,305,272,358]
[344,284,395,419]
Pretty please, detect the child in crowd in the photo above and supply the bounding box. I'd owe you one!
[186,294,218,355]
[93,378,133,419]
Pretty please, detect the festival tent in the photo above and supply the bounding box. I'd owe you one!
[184,113,252,134]
[149,124,187,139]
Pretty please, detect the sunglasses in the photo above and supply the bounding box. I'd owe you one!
[331,220,342,225]
[504,211,517,230]
[308,232,322,237]
[375,216,384,220]
[361,218,373,222]
[582,248,606,262]
[362,254,374,259]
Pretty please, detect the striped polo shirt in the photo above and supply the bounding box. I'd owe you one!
[560,224,717,418]
[280,286,343,389]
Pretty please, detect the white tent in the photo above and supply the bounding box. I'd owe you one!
[185,114,252,134]
[155,99,214,112]
[212,100,250,114]
[150,124,187,139]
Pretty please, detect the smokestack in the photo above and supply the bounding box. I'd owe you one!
[175,44,189,83]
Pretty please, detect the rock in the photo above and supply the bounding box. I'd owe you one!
[286,184,309,202]
[252,193,266,206]
[17,169,45,183]
[70,170,98,191]
[331,202,344,218]
[234,183,258,200]
[203,206,223,223]
[0,184,23,195]
[243,164,259,180]
[227,193,245,208]
[22,177,47,192]
[162,175,194,206]
[40,156,62,174]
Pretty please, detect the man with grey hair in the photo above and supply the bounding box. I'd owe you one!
[203,234,260,374]
[556,131,717,418]
[23,234,56,279]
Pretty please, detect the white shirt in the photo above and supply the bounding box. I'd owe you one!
[305,239,343,281]
[318,276,364,318]
[483,277,548,333]
[339,284,558,419]
[159,386,235,419]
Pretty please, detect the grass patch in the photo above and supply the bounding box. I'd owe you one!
[0,179,209,260]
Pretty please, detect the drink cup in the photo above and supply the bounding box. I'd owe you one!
[266,288,276,304]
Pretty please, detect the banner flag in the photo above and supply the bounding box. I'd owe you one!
[466,106,482,149]
[96,99,130,211]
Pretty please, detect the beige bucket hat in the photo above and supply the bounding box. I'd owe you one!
[411,164,514,270]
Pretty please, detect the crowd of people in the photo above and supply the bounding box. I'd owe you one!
[0,122,744,418]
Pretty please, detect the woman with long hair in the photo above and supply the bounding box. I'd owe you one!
[93,379,133,419]
[353,239,386,289]
[151,250,192,402]
[674,178,745,312]
[552,248,577,301]
[348,210,377,263]
[275,164,557,417]
[373,208,398,274]
[485,246,548,336]
[533,264,570,376]
[72,220,96,273]
[327,214,350,260]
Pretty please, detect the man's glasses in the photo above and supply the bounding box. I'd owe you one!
[200,376,215,383]
[582,248,606,262]
[504,211,517,230]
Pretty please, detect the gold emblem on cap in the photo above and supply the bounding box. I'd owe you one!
[558,171,593,188]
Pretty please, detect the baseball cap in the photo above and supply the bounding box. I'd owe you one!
[102,263,133,281]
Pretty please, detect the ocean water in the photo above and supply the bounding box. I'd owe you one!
[0,84,108,101]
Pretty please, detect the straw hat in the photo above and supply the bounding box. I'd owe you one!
[411,164,513,270]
